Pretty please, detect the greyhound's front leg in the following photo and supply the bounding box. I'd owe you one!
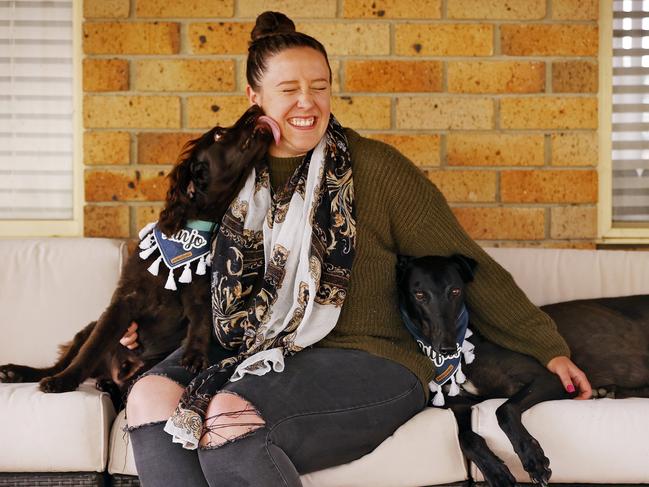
[449,399,516,487]
[495,374,569,486]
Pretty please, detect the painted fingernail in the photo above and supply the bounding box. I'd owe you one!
[566,384,575,393]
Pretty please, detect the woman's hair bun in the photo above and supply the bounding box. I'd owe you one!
[251,11,296,42]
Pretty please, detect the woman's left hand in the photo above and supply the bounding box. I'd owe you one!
[546,355,592,399]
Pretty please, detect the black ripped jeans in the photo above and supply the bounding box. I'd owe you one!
[128,346,426,487]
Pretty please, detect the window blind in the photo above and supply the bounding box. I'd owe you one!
[612,0,649,222]
[0,0,74,220]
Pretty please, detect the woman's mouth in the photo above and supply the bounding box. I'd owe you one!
[288,117,316,128]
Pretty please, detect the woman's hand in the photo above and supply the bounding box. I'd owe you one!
[546,355,592,399]
[120,321,140,350]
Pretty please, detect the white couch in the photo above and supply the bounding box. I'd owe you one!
[1,238,648,486]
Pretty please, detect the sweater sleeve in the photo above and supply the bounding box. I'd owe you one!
[384,147,570,366]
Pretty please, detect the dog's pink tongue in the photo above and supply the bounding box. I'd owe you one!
[257,115,281,145]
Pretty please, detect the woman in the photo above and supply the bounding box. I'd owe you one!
[125,11,591,486]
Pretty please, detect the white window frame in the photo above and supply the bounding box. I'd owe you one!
[0,0,83,237]
[599,0,649,243]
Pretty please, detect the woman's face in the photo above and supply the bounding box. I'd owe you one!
[246,47,331,158]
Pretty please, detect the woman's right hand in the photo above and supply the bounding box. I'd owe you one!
[120,321,140,350]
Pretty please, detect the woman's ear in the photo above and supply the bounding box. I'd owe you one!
[246,85,261,106]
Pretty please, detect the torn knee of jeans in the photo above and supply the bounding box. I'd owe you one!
[199,392,265,449]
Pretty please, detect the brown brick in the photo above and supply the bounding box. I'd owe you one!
[500,97,597,129]
[345,60,442,93]
[551,206,597,239]
[553,0,599,20]
[426,170,496,202]
[136,0,234,17]
[84,131,130,165]
[501,170,598,203]
[85,168,170,202]
[298,22,390,56]
[84,0,129,18]
[189,22,252,54]
[551,132,598,166]
[187,96,250,128]
[138,132,202,164]
[448,0,546,19]
[84,96,181,129]
[448,61,545,94]
[365,134,441,166]
[83,59,129,92]
[397,97,494,130]
[84,205,130,238]
[239,0,336,18]
[332,96,391,130]
[552,61,598,93]
[447,133,544,166]
[453,207,545,240]
[343,0,442,18]
[83,22,180,55]
[395,24,493,56]
[135,60,235,92]
[501,25,598,56]
[135,206,164,233]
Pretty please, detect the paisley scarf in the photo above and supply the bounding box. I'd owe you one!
[164,115,356,449]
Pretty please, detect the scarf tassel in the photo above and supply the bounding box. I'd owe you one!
[139,243,159,260]
[455,362,466,384]
[147,255,162,276]
[429,381,445,407]
[195,254,207,276]
[165,268,177,291]
[178,262,192,284]
[462,339,475,364]
[139,233,155,250]
[448,375,460,397]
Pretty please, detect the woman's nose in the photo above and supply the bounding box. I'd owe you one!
[297,90,314,108]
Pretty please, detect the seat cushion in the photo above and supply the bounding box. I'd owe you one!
[111,407,468,486]
[470,398,649,483]
[0,238,127,366]
[0,382,115,472]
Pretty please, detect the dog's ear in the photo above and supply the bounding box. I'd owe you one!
[396,255,415,283]
[450,254,478,283]
[158,156,194,236]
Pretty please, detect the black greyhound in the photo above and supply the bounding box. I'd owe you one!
[0,105,280,401]
[397,254,649,487]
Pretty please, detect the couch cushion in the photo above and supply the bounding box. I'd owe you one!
[0,238,127,366]
[0,382,115,472]
[110,407,468,486]
[470,397,649,483]
[485,247,649,306]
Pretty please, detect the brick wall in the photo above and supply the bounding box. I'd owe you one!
[82,0,599,248]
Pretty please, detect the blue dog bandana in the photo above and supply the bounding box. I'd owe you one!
[400,304,475,406]
[138,220,218,291]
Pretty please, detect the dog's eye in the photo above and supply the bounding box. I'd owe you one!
[449,288,461,298]
[414,291,426,301]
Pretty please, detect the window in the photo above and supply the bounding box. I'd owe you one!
[0,0,82,236]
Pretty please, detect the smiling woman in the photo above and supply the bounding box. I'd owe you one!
[124,10,590,487]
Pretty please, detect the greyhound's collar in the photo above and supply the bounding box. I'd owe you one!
[399,304,475,407]
[137,220,219,291]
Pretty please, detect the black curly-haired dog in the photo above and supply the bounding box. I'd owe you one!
[397,254,649,487]
[0,105,279,402]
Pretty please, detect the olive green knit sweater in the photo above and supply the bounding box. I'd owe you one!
[267,128,570,394]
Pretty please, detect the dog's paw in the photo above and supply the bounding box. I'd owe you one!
[180,350,209,374]
[39,374,80,393]
[0,364,24,383]
[519,437,551,486]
